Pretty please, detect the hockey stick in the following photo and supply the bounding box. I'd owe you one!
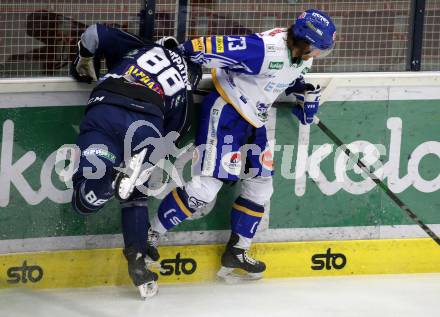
[314,81,439,245]
[312,115,440,246]
[194,88,210,96]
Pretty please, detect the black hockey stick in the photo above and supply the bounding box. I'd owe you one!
[314,116,440,246]
[194,88,210,96]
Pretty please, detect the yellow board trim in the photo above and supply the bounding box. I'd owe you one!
[172,189,192,218]
[211,68,258,128]
[232,203,264,218]
[1,238,439,289]
[206,37,212,54]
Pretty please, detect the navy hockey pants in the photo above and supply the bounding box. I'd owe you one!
[71,103,164,255]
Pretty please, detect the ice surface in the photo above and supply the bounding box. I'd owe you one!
[1,274,439,317]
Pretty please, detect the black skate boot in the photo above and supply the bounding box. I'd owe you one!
[123,246,159,299]
[217,233,266,281]
[145,227,160,262]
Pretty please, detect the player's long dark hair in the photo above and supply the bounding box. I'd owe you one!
[287,26,311,57]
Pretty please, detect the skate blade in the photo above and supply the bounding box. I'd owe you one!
[145,258,166,274]
[138,281,158,300]
[134,166,154,186]
[216,267,263,283]
[116,149,147,200]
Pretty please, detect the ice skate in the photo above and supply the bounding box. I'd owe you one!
[114,148,147,201]
[217,233,266,282]
[144,227,161,271]
[123,246,159,300]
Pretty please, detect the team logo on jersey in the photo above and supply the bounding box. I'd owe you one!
[221,151,242,175]
[269,61,284,70]
[256,101,270,121]
[259,148,274,170]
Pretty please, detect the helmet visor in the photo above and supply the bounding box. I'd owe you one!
[308,42,335,59]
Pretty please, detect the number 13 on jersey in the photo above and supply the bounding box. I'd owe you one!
[227,37,247,51]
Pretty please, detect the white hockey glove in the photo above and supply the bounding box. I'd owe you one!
[75,59,97,81]
[74,41,97,81]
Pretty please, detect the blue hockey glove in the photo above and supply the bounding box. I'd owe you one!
[291,84,321,125]
[285,76,316,96]
[285,76,306,95]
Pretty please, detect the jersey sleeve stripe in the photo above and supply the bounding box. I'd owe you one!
[206,37,213,54]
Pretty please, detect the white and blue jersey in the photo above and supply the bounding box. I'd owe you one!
[180,28,313,128]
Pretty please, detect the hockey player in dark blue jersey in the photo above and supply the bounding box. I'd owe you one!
[70,24,201,299]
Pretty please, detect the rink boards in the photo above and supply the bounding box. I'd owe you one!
[0,74,440,289]
[1,238,440,288]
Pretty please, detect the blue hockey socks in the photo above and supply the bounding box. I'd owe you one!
[121,204,149,256]
[231,196,265,239]
[155,188,195,231]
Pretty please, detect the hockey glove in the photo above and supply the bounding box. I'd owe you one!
[285,76,306,95]
[186,59,202,90]
[292,84,321,125]
[70,41,97,83]
[285,76,317,95]
[155,36,179,49]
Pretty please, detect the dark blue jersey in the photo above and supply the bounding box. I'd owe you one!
[104,43,191,113]
[75,24,193,138]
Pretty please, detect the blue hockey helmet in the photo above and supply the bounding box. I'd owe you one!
[291,9,336,58]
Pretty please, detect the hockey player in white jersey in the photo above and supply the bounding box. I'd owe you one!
[146,9,336,280]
